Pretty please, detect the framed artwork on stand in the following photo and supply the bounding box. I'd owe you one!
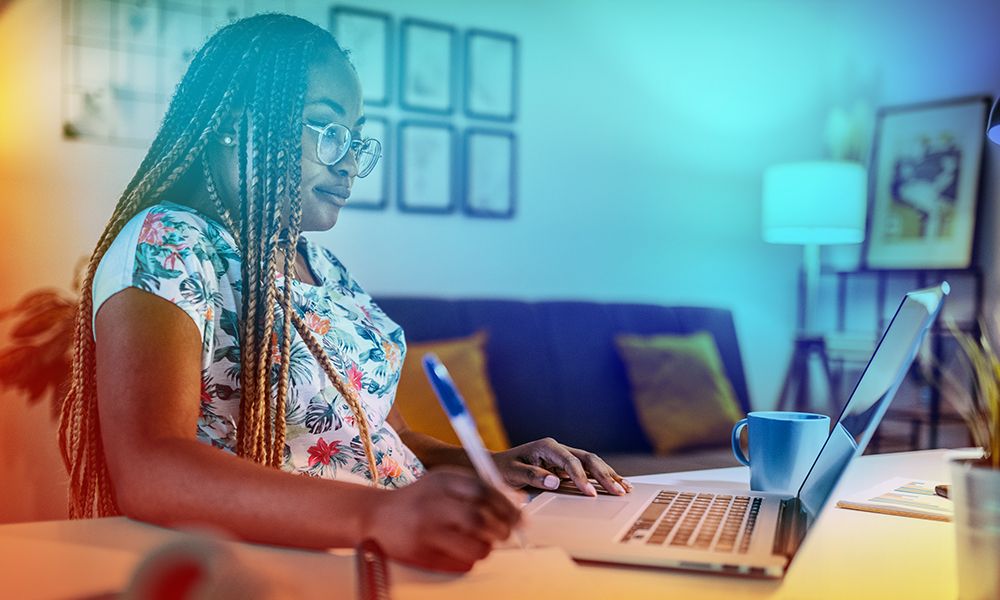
[330,7,391,107]
[345,116,389,210]
[463,129,516,218]
[463,29,518,122]
[397,121,456,213]
[399,18,456,114]
[864,96,990,270]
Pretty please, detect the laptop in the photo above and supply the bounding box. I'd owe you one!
[426,283,949,578]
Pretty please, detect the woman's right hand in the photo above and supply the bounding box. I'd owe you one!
[364,466,522,572]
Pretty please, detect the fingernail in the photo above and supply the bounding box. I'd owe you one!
[585,482,597,496]
[612,481,625,494]
[543,475,560,489]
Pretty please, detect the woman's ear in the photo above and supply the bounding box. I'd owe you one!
[213,104,243,147]
[203,103,246,218]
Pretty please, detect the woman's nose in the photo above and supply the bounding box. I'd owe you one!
[332,148,358,178]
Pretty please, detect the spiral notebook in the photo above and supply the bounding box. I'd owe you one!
[836,477,953,522]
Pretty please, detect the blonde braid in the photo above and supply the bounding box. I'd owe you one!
[248,103,274,463]
[272,242,295,467]
[254,240,281,463]
[266,40,306,468]
[238,108,264,459]
[202,159,240,244]
[59,167,155,517]
[290,310,380,486]
[255,101,284,464]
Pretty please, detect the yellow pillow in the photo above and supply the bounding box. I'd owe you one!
[394,330,511,451]
[615,331,744,456]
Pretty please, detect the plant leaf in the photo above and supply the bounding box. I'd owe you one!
[0,346,37,382]
[11,303,76,339]
[947,317,1000,466]
[0,290,70,321]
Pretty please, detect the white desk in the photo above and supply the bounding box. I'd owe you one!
[0,450,959,600]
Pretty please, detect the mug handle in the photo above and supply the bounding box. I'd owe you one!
[731,419,750,466]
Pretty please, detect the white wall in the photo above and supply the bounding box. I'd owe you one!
[2,0,1000,522]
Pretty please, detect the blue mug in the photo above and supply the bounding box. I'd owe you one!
[731,411,831,495]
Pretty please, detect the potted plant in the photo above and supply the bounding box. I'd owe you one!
[0,287,77,419]
[945,321,1000,600]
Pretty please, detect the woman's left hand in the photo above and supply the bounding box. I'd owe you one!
[492,438,633,497]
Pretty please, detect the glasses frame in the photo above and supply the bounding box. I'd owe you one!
[302,122,382,178]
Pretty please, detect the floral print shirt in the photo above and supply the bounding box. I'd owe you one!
[93,203,424,487]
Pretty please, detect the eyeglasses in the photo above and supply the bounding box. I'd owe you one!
[302,122,381,178]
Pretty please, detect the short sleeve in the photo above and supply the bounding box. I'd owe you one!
[93,206,222,342]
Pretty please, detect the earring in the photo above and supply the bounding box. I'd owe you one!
[213,125,236,146]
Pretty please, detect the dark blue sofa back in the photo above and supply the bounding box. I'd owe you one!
[374,298,751,454]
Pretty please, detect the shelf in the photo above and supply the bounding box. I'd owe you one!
[825,268,982,452]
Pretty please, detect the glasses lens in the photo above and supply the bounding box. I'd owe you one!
[356,139,381,178]
[317,124,350,165]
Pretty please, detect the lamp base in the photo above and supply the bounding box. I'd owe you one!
[776,334,837,414]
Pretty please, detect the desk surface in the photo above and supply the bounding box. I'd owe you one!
[0,449,962,600]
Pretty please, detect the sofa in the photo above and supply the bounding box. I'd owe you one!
[374,297,751,476]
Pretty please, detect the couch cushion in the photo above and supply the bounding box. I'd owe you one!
[394,330,510,451]
[614,332,744,455]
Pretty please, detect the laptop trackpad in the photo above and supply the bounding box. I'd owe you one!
[535,496,628,519]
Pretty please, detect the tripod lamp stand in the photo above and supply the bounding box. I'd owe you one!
[762,161,867,413]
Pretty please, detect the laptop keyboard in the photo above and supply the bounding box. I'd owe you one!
[619,491,763,553]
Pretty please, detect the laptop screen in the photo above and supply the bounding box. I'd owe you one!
[796,283,949,519]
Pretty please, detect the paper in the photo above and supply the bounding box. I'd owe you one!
[392,546,607,599]
[836,477,952,521]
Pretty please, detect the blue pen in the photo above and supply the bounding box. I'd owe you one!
[422,353,528,548]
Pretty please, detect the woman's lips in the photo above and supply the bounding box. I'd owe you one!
[315,185,350,206]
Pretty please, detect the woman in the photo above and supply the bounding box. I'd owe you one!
[59,13,630,572]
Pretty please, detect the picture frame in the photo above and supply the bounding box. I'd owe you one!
[863,96,990,270]
[463,29,518,122]
[463,129,516,218]
[344,116,389,210]
[397,121,456,213]
[330,6,391,107]
[399,18,455,115]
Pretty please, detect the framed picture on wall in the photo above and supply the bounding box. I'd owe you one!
[345,116,389,210]
[864,96,990,270]
[330,6,391,107]
[464,29,518,121]
[398,121,456,213]
[463,129,516,218]
[399,19,455,114]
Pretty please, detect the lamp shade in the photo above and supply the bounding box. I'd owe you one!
[762,161,867,245]
[988,97,1000,145]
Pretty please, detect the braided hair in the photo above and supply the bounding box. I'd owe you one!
[58,13,381,519]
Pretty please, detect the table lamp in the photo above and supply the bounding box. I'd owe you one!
[762,160,867,411]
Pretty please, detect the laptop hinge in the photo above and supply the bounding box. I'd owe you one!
[773,497,808,558]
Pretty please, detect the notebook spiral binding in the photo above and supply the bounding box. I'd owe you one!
[356,538,392,600]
